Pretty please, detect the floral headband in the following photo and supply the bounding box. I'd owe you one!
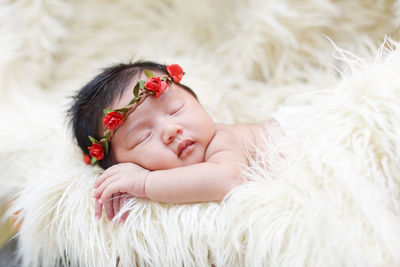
[83,64,184,165]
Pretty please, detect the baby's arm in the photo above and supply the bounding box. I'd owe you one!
[146,155,245,203]
[92,149,246,218]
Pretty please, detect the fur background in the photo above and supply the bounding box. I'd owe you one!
[1,0,400,266]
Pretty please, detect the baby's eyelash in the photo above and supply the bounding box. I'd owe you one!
[170,104,184,115]
[138,131,152,144]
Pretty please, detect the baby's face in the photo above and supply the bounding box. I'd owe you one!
[107,78,216,170]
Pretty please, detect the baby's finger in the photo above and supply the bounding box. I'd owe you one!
[93,175,117,199]
[119,193,124,210]
[93,173,110,189]
[104,197,114,221]
[119,194,127,221]
[99,183,122,205]
[120,195,130,223]
[113,193,121,218]
[93,167,119,188]
[94,198,103,220]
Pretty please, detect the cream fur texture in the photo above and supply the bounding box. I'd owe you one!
[1,0,400,266]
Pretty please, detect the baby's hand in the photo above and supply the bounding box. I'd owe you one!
[94,193,132,222]
[92,163,150,221]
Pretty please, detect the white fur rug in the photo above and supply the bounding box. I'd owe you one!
[1,0,400,266]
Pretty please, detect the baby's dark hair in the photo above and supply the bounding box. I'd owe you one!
[68,61,197,169]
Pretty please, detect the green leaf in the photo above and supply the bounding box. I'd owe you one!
[138,80,146,89]
[133,83,140,97]
[147,91,155,95]
[128,97,139,105]
[103,108,113,115]
[88,136,98,144]
[114,107,129,113]
[104,139,109,154]
[91,157,97,165]
[144,70,156,78]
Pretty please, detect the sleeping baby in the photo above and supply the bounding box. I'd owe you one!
[68,62,281,221]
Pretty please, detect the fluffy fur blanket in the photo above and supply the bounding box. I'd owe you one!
[1,0,400,266]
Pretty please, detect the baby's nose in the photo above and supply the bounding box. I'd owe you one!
[162,124,183,144]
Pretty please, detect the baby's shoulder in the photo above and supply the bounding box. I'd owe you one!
[205,123,255,154]
[215,123,252,142]
[204,121,280,162]
[213,121,277,150]
[203,123,252,163]
[215,122,268,143]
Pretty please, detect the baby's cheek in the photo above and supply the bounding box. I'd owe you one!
[112,148,138,166]
[112,149,124,163]
[147,155,179,171]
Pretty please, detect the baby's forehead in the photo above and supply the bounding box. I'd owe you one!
[119,86,185,127]
[117,79,193,107]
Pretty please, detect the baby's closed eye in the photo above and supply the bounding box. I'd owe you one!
[128,130,152,149]
[169,102,184,116]
[138,131,152,145]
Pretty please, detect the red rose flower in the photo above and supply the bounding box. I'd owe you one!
[145,77,167,97]
[83,154,91,165]
[103,111,124,130]
[88,143,104,161]
[166,64,184,83]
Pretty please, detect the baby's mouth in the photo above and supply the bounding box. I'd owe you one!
[177,140,194,158]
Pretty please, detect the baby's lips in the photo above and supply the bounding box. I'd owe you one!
[177,139,194,157]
